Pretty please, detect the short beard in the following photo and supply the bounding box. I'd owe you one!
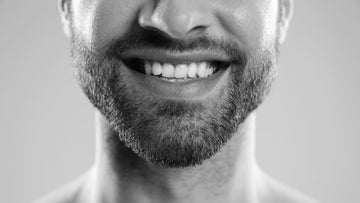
[71,28,278,168]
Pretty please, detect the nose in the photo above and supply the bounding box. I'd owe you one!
[138,0,212,39]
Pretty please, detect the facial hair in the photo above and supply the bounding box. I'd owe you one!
[71,27,278,168]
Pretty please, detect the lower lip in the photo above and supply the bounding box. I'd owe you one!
[121,62,231,101]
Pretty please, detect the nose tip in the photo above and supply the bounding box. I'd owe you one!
[138,1,211,39]
[167,12,210,38]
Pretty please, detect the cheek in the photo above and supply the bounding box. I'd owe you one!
[72,0,141,49]
[215,0,279,52]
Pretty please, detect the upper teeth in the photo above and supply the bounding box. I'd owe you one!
[144,60,215,79]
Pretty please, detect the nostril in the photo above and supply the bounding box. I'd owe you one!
[138,1,212,39]
[187,25,208,36]
[138,3,171,34]
[192,25,207,31]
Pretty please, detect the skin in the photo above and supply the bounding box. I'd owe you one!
[34,0,319,202]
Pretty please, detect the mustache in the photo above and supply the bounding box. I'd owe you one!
[105,27,247,65]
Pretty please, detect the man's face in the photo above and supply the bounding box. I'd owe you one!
[64,0,289,167]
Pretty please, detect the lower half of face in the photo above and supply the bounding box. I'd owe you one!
[70,1,279,168]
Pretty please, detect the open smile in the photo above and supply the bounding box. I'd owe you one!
[119,49,232,100]
[123,59,229,82]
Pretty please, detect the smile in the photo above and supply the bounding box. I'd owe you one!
[119,49,232,100]
[123,59,230,82]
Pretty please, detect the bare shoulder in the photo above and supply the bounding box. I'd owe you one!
[32,174,88,203]
[261,174,321,203]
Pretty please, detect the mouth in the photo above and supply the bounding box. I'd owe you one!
[123,58,230,82]
[119,49,233,100]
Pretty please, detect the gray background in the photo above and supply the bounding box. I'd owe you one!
[1,0,359,202]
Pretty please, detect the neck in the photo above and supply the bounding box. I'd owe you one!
[84,110,263,203]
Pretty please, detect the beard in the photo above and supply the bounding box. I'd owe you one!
[71,27,278,168]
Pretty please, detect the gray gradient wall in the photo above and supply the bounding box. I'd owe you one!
[1,1,359,202]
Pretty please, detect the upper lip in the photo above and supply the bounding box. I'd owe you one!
[119,48,231,64]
